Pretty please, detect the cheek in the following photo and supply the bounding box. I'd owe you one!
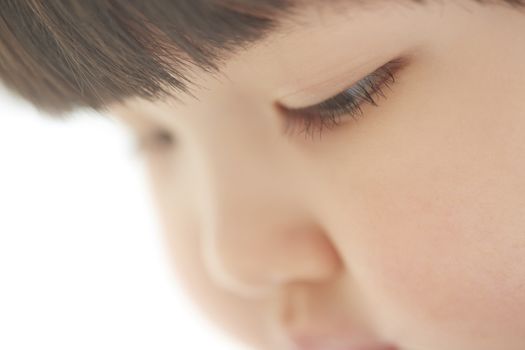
[357,177,525,347]
[334,95,525,347]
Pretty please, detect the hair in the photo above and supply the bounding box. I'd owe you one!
[0,0,524,116]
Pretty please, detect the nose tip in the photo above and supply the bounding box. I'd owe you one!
[202,219,343,297]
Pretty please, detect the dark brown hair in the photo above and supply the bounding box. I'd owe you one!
[0,0,523,115]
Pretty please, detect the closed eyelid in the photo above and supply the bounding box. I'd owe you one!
[276,63,373,109]
[279,58,406,114]
[275,58,410,140]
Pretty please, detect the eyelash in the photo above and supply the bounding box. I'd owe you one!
[280,58,405,140]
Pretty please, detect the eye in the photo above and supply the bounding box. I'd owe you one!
[278,58,407,140]
[134,127,175,154]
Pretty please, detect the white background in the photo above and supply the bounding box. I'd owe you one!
[0,89,246,350]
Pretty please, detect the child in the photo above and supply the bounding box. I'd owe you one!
[2,1,525,349]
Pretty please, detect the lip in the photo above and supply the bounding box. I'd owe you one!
[289,334,399,350]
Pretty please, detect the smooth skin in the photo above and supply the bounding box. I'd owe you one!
[110,2,525,349]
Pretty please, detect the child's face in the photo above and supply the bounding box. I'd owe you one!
[110,2,525,350]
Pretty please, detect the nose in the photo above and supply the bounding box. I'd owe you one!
[198,147,343,297]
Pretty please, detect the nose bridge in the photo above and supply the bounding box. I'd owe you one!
[197,143,342,297]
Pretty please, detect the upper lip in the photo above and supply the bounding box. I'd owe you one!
[274,286,398,350]
[278,316,398,350]
[288,334,398,350]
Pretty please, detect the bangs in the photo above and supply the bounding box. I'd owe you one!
[0,0,294,115]
[1,0,523,115]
